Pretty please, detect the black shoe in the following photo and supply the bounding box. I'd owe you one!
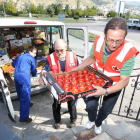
[54,123,60,129]
[30,103,33,108]
[69,122,76,128]
[62,110,69,115]
[85,108,87,112]
[19,118,32,123]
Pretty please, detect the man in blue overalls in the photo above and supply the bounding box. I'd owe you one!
[12,46,37,123]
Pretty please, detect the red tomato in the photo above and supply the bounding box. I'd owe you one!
[79,82,86,87]
[97,78,104,82]
[82,69,88,74]
[71,84,78,89]
[64,78,70,82]
[100,81,105,86]
[57,75,63,79]
[92,79,98,84]
[90,75,97,80]
[63,86,70,92]
[85,77,90,82]
[53,76,57,80]
[71,76,77,80]
[85,81,92,86]
[77,71,83,75]
[57,81,63,87]
[87,85,94,90]
[63,82,70,87]
[79,86,86,92]
[77,75,84,79]
[71,80,78,85]
[84,74,89,78]
[89,72,95,76]
[57,79,63,83]
[71,72,77,77]
[71,88,79,94]
[64,73,70,78]
[94,83,101,86]
[78,79,85,83]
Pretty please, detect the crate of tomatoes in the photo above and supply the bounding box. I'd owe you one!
[42,66,113,103]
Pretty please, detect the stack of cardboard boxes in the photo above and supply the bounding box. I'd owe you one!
[0,28,49,82]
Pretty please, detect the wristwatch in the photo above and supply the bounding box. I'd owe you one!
[104,88,109,96]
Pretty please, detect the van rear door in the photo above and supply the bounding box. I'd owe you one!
[65,26,89,61]
[0,68,15,122]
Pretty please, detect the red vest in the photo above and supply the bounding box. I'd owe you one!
[47,51,77,73]
[93,36,139,84]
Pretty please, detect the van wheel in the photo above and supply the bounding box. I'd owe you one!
[132,26,135,29]
[138,27,140,30]
[0,92,4,103]
[128,26,131,29]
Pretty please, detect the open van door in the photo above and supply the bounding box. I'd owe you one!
[0,68,15,122]
[65,26,89,61]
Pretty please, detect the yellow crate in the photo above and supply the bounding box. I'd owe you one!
[2,63,15,73]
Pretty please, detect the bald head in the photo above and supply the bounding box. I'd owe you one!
[54,39,67,60]
[54,39,67,50]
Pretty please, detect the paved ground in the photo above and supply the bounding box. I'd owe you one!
[0,29,140,139]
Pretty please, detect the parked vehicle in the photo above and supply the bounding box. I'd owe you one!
[127,19,139,29]
[87,17,96,21]
[136,23,140,30]
[136,18,140,30]
[0,18,88,121]
[47,27,59,34]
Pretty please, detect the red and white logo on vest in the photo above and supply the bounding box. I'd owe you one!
[69,63,75,67]
[112,66,120,71]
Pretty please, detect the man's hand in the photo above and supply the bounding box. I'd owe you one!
[39,71,47,87]
[71,67,80,72]
[87,86,106,97]
[39,78,45,87]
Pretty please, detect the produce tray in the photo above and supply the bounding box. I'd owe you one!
[42,66,113,103]
[32,38,48,47]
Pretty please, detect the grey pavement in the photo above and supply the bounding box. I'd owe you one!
[0,29,140,139]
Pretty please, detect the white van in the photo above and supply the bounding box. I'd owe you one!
[127,18,139,29]
[136,18,140,30]
[0,18,89,121]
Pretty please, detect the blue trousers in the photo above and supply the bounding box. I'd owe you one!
[14,75,31,120]
[85,90,121,127]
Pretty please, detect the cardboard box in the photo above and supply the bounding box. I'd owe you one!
[42,66,113,103]
[33,31,46,40]
[32,38,49,56]
[1,63,15,73]
[20,30,33,37]
[23,44,32,50]
[0,48,7,56]
[3,34,16,41]
[0,41,5,49]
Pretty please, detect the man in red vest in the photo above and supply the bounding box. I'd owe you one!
[72,17,139,134]
[40,39,79,129]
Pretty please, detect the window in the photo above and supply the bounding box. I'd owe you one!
[67,29,85,57]
[46,27,61,53]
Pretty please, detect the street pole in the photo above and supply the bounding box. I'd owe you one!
[28,0,32,18]
[118,0,121,17]
[3,3,6,18]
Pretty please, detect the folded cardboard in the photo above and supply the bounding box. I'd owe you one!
[43,66,113,103]
[0,48,7,56]
[0,54,12,66]
[33,31,45,40]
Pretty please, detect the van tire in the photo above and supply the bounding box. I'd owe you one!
[138,27,140,30]
[128,26,131,29]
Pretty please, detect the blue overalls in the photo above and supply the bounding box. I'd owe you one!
[12,53,37,120]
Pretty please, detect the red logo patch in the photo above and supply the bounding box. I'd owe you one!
[112,66,120,71]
